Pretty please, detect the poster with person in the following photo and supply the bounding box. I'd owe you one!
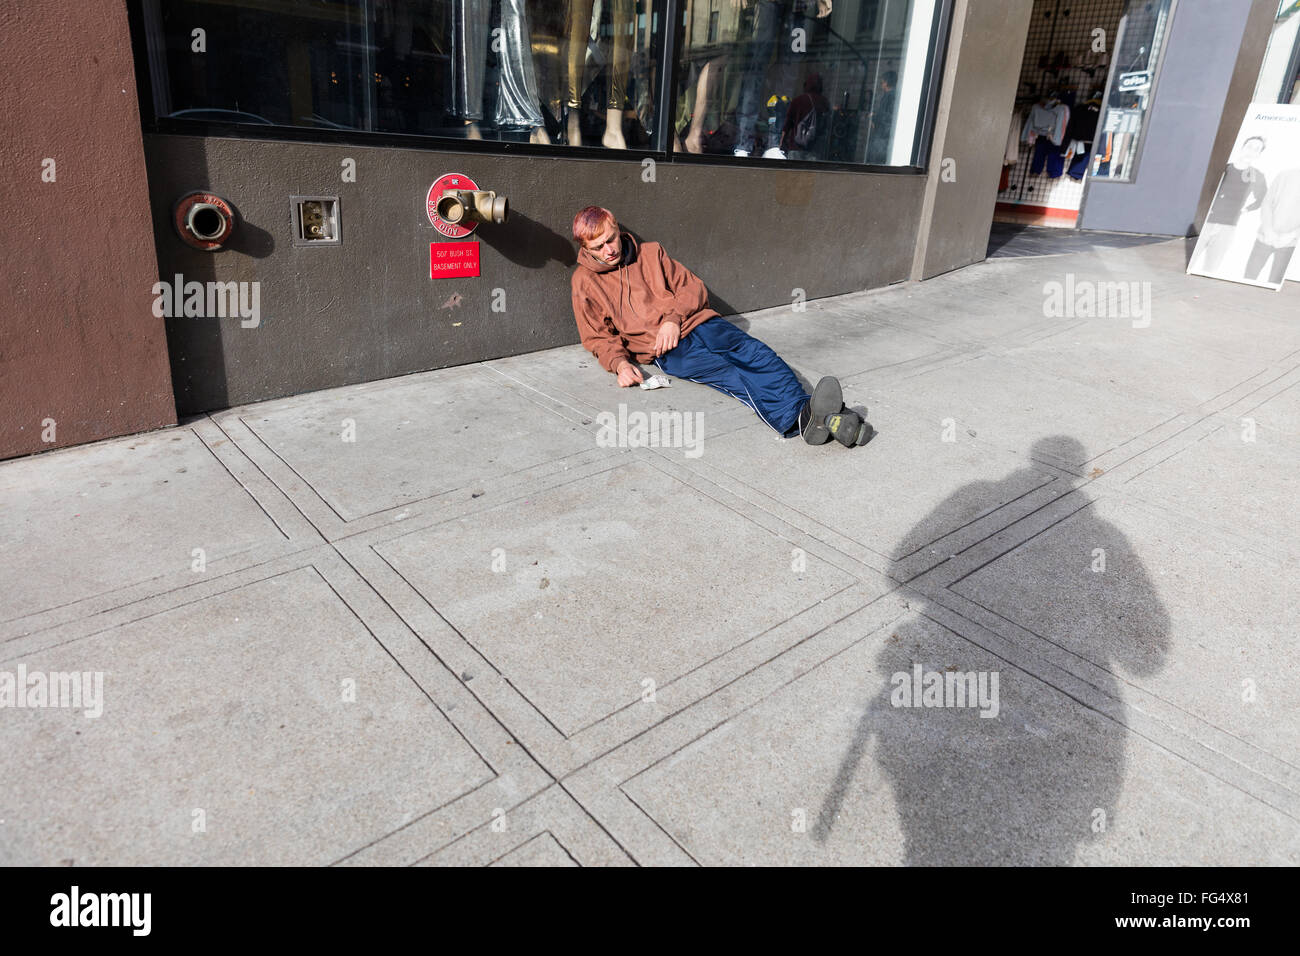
[1188,103,1300,290]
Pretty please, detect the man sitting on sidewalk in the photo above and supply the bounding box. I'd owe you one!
[569,205,870,446]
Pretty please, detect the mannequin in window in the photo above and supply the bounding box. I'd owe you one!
[567,0,637,148]
[677,54,729,153]
[496,0,550,142]
[449,0,550,143]
[528,0,571,138]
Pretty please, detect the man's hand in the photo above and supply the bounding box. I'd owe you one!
[616,360,644,387]
[654,320,680,357]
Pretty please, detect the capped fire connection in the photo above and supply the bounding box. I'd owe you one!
[173,192,236,251]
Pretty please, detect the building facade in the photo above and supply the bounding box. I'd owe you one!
[0,0,1281,459]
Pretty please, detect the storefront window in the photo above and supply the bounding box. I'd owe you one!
[1090,0,1175,182]
[138,0,947,164]
[670,0,945,165]
[141,0,665,149]
[1253,1,1300,105]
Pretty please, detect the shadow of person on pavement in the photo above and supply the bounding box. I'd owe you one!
[813,435,1171,863]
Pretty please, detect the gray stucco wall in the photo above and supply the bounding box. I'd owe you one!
[1080,0,1262,235]
[146,137,928,415]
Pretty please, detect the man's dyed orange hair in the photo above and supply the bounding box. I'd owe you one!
[572,206,617,244]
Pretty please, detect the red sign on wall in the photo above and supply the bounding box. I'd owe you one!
[430,241,480,278]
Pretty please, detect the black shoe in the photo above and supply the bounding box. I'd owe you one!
[826,408,871,447]
[802,376,843,445]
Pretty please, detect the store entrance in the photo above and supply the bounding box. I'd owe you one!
[994,0,1125,229]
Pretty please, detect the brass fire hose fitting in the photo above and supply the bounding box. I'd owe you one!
[435,189,508,226]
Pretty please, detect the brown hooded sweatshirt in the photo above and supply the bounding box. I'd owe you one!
[571,232,721,373]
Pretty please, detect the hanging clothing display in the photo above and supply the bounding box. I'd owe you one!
[1061,99,1098,181]
[493,0,546,129]
[1022,99,1069,147]
[995,1,1125,227]
[1067,147,1090,181]
[449,0,547,130]
[1030,137,1065,178]
[1064,101,1100,145]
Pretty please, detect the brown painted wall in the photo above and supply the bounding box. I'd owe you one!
[0,1,176,461]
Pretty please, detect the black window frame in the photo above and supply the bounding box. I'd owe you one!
[126,0,954,175]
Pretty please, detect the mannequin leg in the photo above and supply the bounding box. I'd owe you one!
[567,0,596,145]
[602,0,635,148]
[684,56,725,153]
[603,107,626,149]
[527,3,566,143]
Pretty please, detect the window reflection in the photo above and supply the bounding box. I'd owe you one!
[148,0,662,148]
[143,0,942,162]
[672,0,928,165]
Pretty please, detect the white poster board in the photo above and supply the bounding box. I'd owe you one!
[1188,103,1300,290]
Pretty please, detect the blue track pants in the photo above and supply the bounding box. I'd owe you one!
[653,317,810,437]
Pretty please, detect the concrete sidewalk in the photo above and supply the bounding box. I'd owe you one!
[2,231,1298,865]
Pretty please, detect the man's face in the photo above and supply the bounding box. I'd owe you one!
[585,221,622,265]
